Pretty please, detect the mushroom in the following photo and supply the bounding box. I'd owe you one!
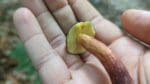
[67,21,95,54]
[67,22,134,84]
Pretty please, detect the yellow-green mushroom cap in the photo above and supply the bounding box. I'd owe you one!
[67,21,96,54]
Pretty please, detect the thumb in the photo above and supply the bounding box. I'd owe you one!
[121,9,150,44]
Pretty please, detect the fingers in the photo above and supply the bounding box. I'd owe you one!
[68,0,101,21]
[21,0,47,16]
[21,0,65,48]
[13,8,71,84]
[121,9,150,44]
[44,0,77,34]
[68,0,123,45]
[21,0,83,70]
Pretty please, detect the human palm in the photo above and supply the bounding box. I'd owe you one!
[13,0,150,84]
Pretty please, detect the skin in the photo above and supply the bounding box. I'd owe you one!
[13,0,150,84]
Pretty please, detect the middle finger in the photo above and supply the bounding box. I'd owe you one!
[44,0,77,34]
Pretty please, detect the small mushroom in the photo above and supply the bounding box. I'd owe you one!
[67,22,134,84]
[67,21,95,54]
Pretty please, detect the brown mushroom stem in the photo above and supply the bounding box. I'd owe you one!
[78,34,133,84]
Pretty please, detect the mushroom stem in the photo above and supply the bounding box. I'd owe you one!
[78,34,134,84]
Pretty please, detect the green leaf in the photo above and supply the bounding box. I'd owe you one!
[9,42,41,84]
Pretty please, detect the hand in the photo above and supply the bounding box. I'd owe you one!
[13,0,150,84]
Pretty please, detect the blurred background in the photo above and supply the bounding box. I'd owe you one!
[0,0,149,84]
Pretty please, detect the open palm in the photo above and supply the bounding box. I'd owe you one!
[13,0,150,84]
